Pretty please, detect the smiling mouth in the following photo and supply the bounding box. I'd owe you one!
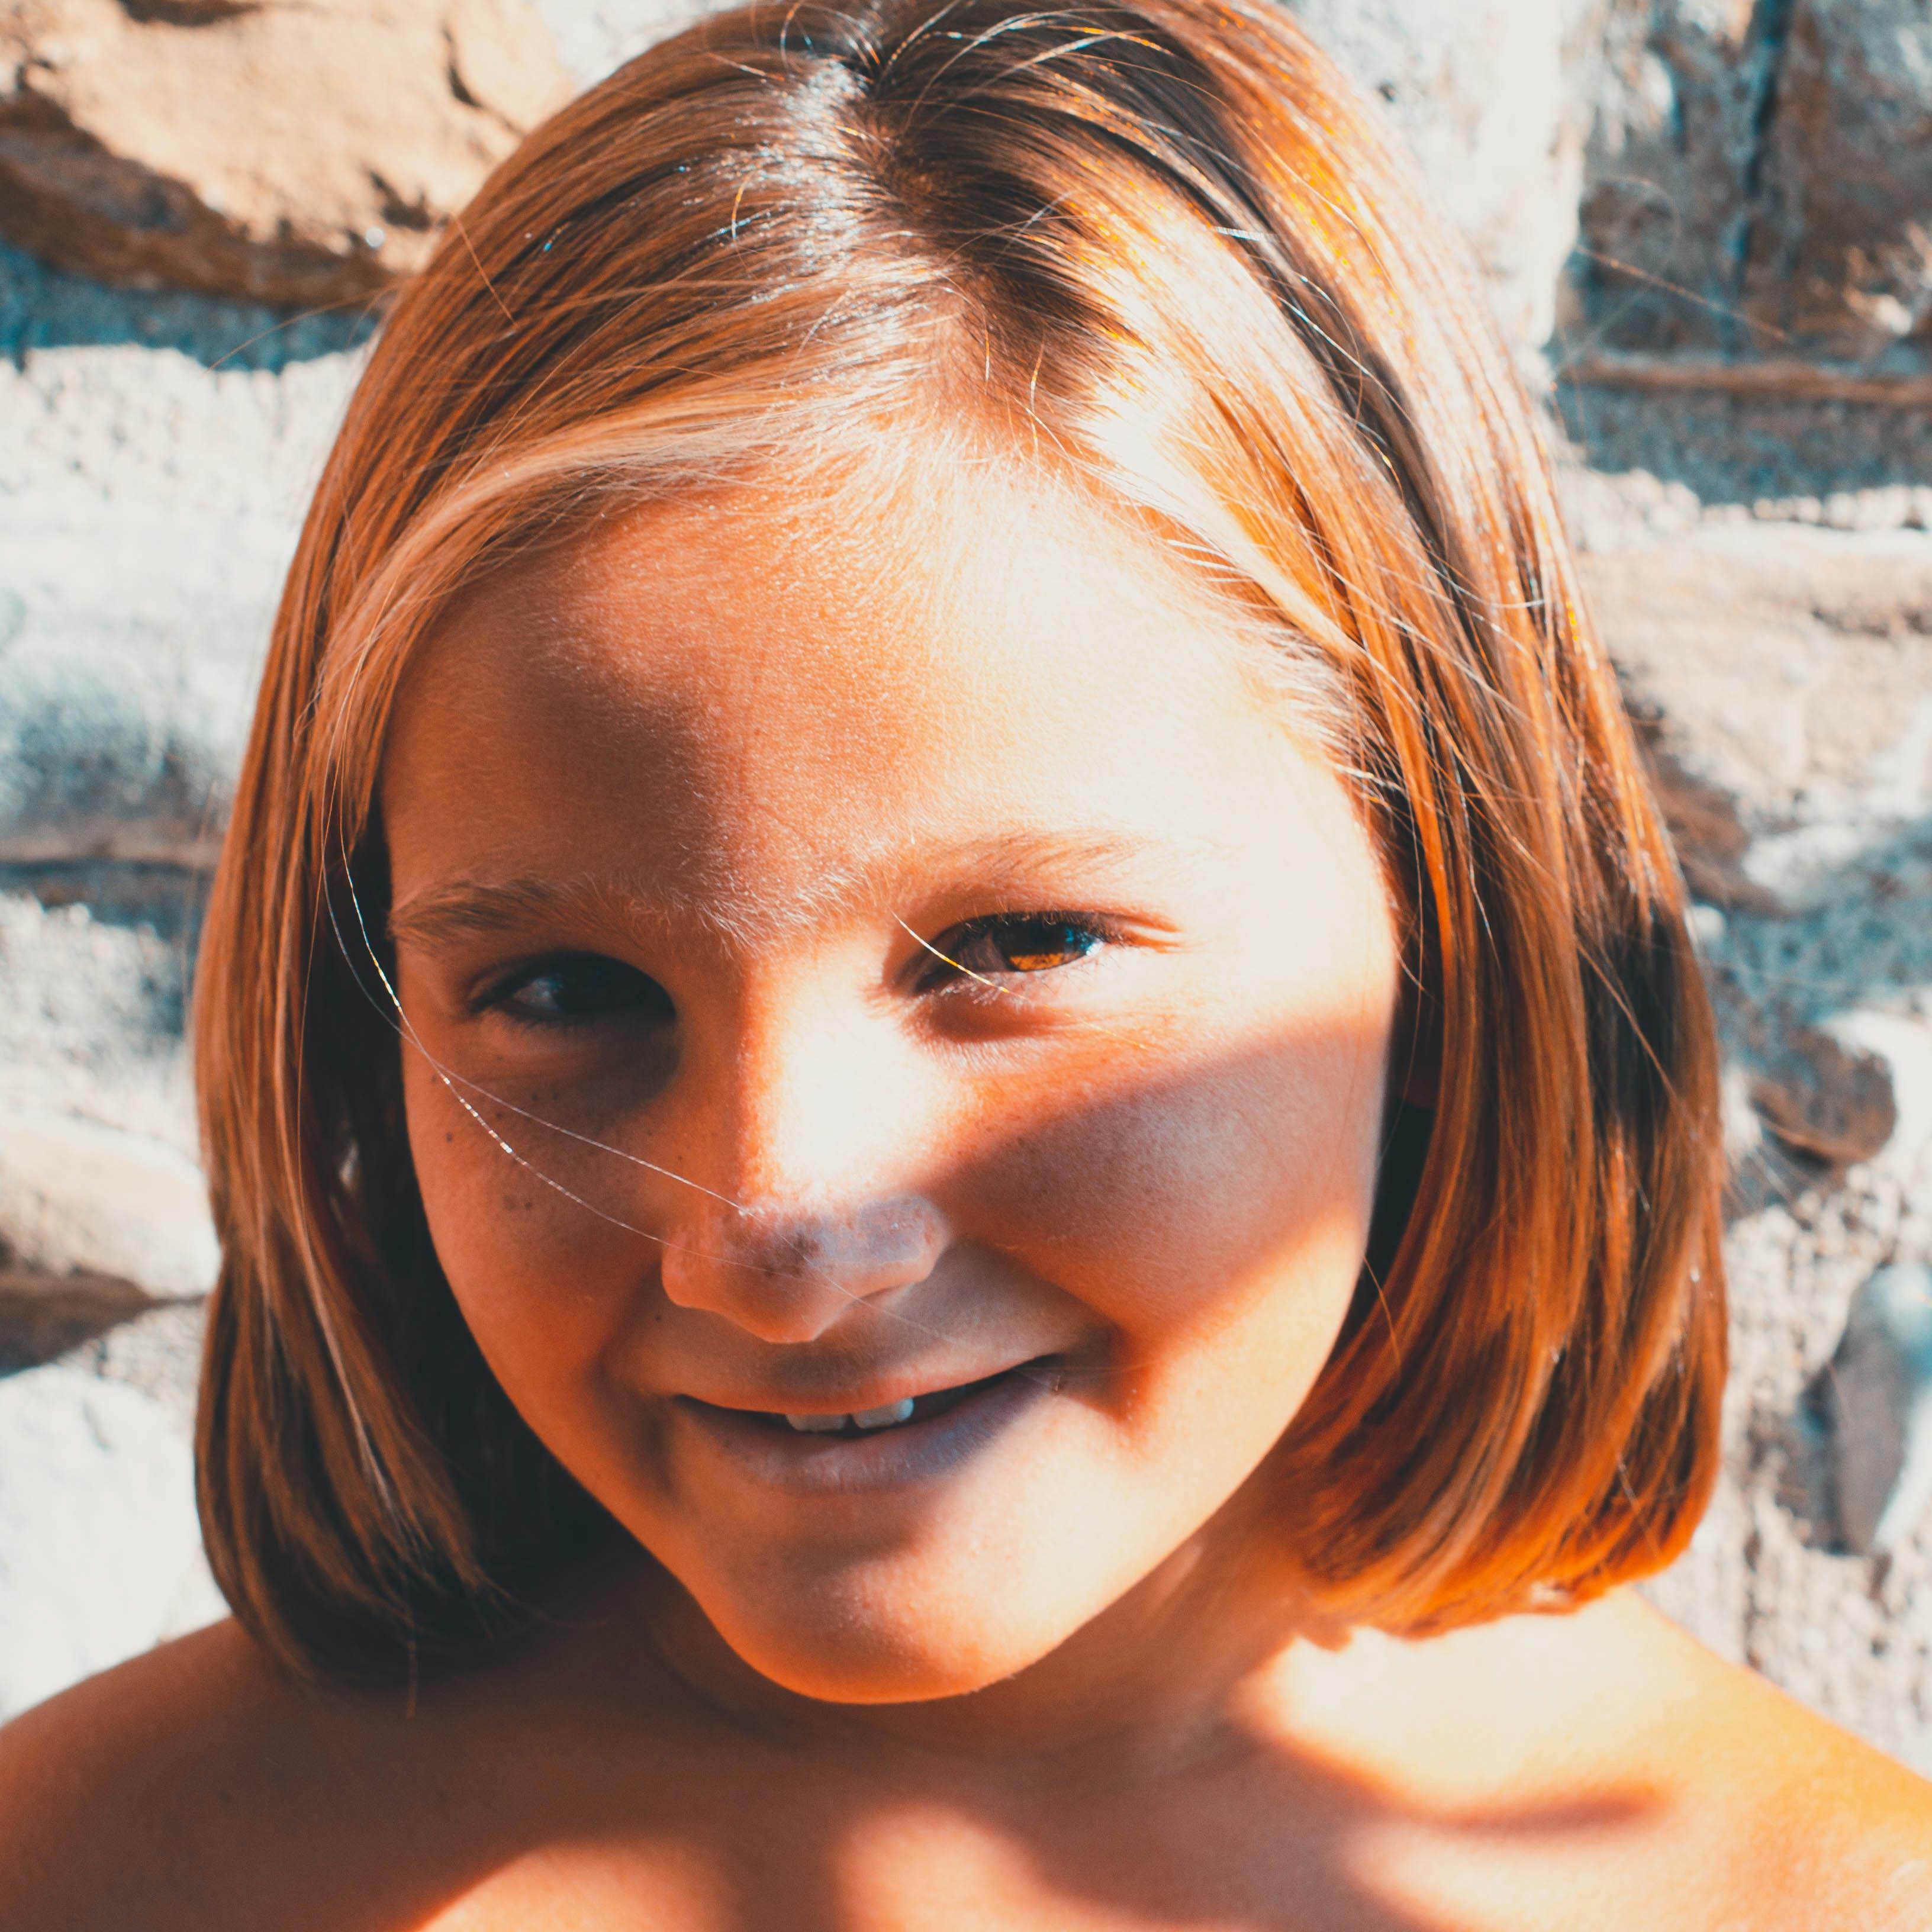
[707,1367,1036,1441]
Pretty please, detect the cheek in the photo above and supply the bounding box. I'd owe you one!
[400,1054,649,1404]
[958,1011,1389,1376]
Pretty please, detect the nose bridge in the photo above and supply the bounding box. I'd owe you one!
[656,977,946,1339]
[723,975,903,1203]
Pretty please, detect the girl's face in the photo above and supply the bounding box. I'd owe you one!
[383,458,1401,1704]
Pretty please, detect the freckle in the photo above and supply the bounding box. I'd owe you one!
[445,1132,453,1144]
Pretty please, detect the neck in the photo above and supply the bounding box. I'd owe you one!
[590,1528,1341,1786]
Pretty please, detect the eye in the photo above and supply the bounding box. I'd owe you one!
[488,954,674,1027]
[918,913,1110,990]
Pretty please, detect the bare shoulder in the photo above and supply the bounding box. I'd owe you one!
[0,1618,562,1932]
[1296,1589,1932,1932]
[0,1608,729,1932]
[1606,1593,1932,1922]
[0,1619,339,1930]
[1447,1590,1932,1928]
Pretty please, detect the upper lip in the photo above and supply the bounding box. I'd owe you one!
[677,1358,1040,1418]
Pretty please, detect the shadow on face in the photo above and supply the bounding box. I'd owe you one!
[378,452,1402,1705]
[169,1004,1657,1931]
[191,454,1671,1930]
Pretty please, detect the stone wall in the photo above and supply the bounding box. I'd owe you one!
[3,0,1930,1772]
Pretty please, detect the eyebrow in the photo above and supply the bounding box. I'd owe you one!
[386,829,1201,956]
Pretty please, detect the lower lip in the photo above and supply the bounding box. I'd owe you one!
[671,1368,1048,1498]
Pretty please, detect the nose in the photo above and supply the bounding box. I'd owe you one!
[653,997,951,1343]
[660,1194,950,1343]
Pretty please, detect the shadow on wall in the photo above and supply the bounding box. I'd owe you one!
[0,860,211,952]
[0,241,378,372]
[1555,381,1932,507]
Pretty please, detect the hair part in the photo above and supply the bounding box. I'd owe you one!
[194,0,1726,1682]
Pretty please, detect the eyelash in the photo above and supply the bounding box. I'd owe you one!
[476,913,1120,1029]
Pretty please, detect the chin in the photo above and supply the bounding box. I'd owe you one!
[692,1573,1070,1706]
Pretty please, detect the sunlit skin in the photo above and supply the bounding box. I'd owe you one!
[3,453,1930,1932]
[384,460,1398,1711]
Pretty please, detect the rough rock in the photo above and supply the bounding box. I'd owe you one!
[1574,510,1932,912]
[1750,1027,1900,1176]
[0,893,197,1155]
[0,884,217,1373]
[1820,1264,1932,1554]
[0,0,572,304]
[1281,0,1585,349]
[1558,381,1932,507]
[0,1271,152,1371]
[1744,0,1932,359]
[0,1361,220,1719]
[0,1110,216,1299]
[56,1290,207,1424]
[1570,0,1785,356]
[1572,468,1932,1204]
[0,244,366,871]
[530,0,711,81]
[1570,0,1932,368]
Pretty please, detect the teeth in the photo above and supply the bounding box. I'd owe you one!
[780,1398,916,1434]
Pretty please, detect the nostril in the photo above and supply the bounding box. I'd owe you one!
[659,1194,949,1335]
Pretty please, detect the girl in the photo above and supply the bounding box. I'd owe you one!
[5,3,1928,1924]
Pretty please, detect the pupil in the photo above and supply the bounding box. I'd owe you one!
[513,957,663,1019]
[1002,920,1090,972]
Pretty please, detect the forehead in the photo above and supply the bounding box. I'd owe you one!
[381,460,1302,916]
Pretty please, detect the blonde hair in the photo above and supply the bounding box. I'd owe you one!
[194,0,1725,1680]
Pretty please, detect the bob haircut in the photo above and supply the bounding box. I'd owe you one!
[194,0,1727,1683]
